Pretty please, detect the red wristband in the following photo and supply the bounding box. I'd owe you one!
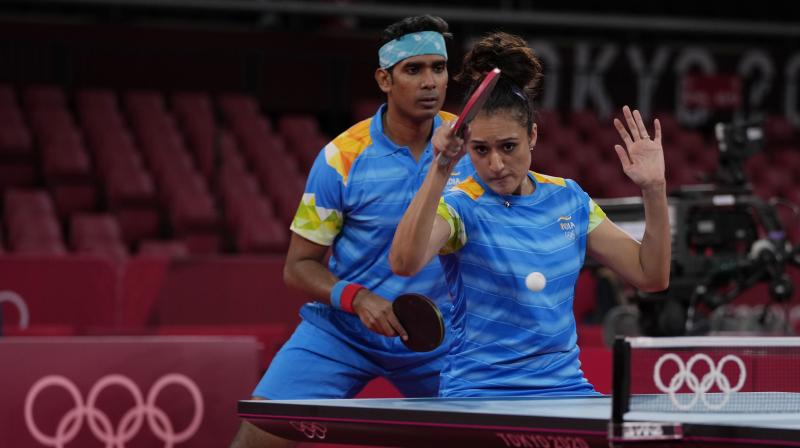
[340,283,365,313]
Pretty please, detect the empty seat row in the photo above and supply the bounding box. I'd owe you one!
[1,84,797,256]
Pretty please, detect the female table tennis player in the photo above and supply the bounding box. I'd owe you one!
[390,32,671,397]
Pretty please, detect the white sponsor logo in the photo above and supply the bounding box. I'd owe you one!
[289,421,327,440]
[623,422,663,438]
[653,353,746,410]
[25,373,204,447]
[496,432,590,447]
[0,290,29,329]
[559,218,577,241]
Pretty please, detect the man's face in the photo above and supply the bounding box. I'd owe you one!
[378,54,448,122]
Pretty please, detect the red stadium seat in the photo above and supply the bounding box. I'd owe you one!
[652,110,683,147]
[123,89,166,118]
[666,164,699,187]
[602,180,642,198]
[234,202,289,253]
[172,91,217,179]
[70,213,128,260]
[0,85,36,191]
[40,129,92,180]
[690,143,719,174]
[169,189,218,232]
[70,213,123,243]
[217,142,289,253]
[115,208,162,245]
[753,166,793,200]
[536,109,564,131]
[591,127,624,161]
[772,147,800,169]
[0,123,33,157]
[0,84,14,104]
[218,92,260,120]
[551,129,583,157]
[569,109,602,139]
[218,130,246,170]
[5,189,67,255]
[76,88,117,112]
[77,88,162,243]
[278,114,328,170]
[105,165,157,205]
[351,97,382,122]
[51,184,98,220]
[138,239,190,258]
[23,84,66,109]
[744,152,769,185]
[763,114,796,147]
[124,89,222,252]
[5,189,56,221]
[0,86,33,157]
[549,161,581,183]
[574,143,603,172]
[252,152,305,224]
[32,110,97,217]
[220,165,264,228]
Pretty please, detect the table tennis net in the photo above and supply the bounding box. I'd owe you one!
[618,336,800,414]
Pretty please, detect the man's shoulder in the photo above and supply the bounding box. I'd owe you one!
[331,117,374,150]
[438,110,458,122]
[324,117,375,185]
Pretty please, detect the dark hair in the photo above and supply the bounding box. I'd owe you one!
[455,32,543,133]
[379,16,452,71]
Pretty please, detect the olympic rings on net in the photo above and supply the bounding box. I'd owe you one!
[653,353,746,411]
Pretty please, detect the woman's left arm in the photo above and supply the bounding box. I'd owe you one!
[587,105,671,292]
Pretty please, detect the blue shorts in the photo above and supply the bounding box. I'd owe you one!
[253,302,452,399]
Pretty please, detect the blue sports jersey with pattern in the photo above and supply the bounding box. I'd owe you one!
[435,171,606,397]
[290,104,473,340]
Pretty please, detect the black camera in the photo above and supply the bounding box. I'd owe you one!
[713,119,764,187]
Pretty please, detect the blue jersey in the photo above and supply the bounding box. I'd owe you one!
[290,104,473,333]
[435,171,606,397]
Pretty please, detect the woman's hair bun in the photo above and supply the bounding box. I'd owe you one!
[456,32,543,97]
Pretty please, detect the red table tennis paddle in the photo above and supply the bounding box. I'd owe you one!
[438,67,501,166]
[392,293,444,352]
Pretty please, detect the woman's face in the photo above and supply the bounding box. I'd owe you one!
[467,110,538,196]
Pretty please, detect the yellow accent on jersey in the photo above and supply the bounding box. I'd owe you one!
[451,176,485,201]
[290,193,344,246]
[587,199,607,233]
[324,118,372,185]
[531,171,567,187]
[436,197,466,254]
[438,110,457,122]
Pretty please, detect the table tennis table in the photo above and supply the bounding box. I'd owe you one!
[238,393,800,447]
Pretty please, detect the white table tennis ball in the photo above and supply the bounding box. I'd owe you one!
[525,272,546,292]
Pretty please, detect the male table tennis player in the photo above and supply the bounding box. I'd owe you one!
[230,15,474,447]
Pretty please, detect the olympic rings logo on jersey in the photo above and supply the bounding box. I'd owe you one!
[289,421,328,440]
[24,373,204,448]
[653,353,746,410]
